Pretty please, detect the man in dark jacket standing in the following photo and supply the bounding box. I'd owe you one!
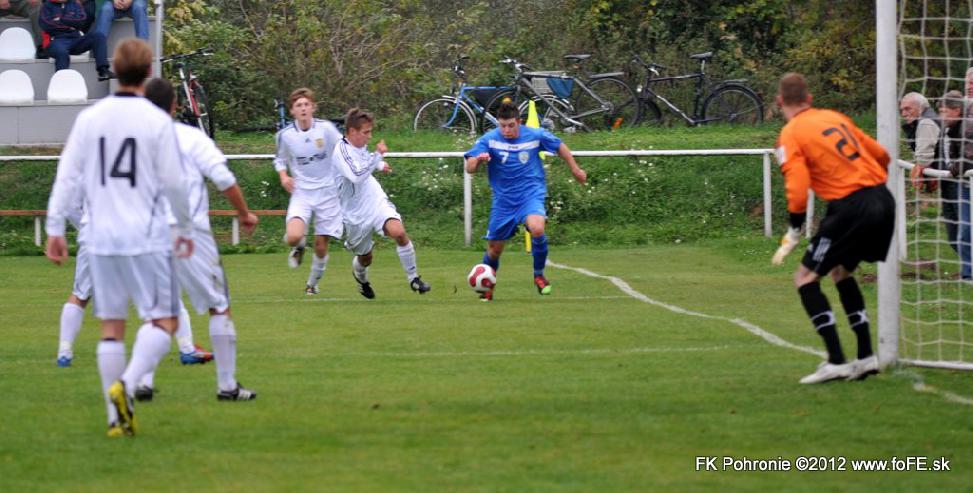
[40,0,112,80]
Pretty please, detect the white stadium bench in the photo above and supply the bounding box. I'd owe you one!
[0,27,35,61]
[0,69,34,105]
[47,69,88,104]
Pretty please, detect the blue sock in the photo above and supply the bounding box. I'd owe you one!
[531,235,548,276]
[482,251,500,272]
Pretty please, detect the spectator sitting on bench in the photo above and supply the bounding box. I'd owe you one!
[0,0,46,59]
[40,0,113,81]
[92,0,147,40]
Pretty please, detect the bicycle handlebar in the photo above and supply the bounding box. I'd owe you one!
[631,54,666,72]
[499,57,530,73]
[161,47,214,64]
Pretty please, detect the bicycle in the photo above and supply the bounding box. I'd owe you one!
[161,47,216,138]
[631,52,764,126]
[483,56,639,132]
[413,55,512,135]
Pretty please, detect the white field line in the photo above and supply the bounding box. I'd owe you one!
[548,260,973,407]
[547,260,824,357]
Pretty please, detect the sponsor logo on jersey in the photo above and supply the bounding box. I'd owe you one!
[488,139,540,152]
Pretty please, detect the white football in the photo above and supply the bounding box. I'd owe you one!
[467,264,496,293]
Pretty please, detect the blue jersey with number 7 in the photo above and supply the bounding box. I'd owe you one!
[464,125,562,208]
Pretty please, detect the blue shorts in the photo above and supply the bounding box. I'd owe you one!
[484,197,546,241]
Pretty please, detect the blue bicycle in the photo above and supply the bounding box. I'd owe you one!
[413,56,511,134]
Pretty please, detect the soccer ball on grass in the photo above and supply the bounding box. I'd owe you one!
[467,264,496,293]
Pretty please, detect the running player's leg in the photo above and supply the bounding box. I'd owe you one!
[345,220,376,298]
[383,218,429,294]
[524,214,551,295]
[285,189,312,269]
[110,253,180,435]
[58,294,88,367]
[58,245,93,367]
[89,255,136,435]
[306,189,342,293]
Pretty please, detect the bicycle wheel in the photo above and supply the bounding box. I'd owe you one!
[636,99,663,126]
[518,96,575,132]
[574,77,640,130]
[481,90,518,130]
[190,81,216,137]
[413,97,476,135]
[702,85,764,125]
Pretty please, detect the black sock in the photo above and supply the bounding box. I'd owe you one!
[836,276,873,359]
[798,282,845,364]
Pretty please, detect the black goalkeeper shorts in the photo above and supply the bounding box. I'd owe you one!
[801,185,896,276]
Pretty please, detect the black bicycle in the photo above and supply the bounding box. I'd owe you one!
[484,57,639,132]
[161,47,216,137]
[631,52,763,126]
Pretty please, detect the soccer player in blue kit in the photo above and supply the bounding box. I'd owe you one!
[464,102,587,301]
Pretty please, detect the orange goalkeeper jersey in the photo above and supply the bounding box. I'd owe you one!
[775,108,890,214]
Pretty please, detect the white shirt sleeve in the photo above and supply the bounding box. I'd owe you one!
[156,122,192,236]
[193,133,236,191]
[274,129,291,173]
[334,140,385,185]
[45,117,87,237]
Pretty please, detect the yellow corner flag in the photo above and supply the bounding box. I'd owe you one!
[526,99,541,128]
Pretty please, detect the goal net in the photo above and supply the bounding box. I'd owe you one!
[893,0,973,369]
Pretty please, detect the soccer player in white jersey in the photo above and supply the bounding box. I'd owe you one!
[274,88,344,295]
[141,77,258,401]
[56,204,214,370]
[333,108,431,298]
[45,39,194,438]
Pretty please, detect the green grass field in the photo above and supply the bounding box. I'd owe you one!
[1,240,971,491]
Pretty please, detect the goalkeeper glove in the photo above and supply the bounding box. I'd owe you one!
[771,227,802,265]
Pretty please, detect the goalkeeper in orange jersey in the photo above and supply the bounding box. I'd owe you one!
[771,72,895,384]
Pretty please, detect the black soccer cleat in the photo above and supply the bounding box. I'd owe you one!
[354,275,375,299]
[217,384,257,401]
[410,276,431,294]
[134,385,155,402]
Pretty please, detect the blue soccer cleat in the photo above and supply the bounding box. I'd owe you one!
[56,355,72,368]
[180,345,214,365]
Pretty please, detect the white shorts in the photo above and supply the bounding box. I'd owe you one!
[287,186,343,238]
[175,232,229,314]
[89,253,179,321]
[72,243,93,300]
[343,201,402,256]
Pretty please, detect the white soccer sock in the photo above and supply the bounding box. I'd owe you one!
[209,315,237,392]
[139,371,154,389]
[396,241,419,282]
[58,303,85,357]
[121,324,171,397]
[353,256,369,283]
[174,304,196,354]
[97,340,125,425]
[307,253,329,287]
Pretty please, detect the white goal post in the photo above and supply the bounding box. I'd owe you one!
[880,0,973,371]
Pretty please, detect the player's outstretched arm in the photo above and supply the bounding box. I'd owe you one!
[557,143,587,184]
[222,184,259,235]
